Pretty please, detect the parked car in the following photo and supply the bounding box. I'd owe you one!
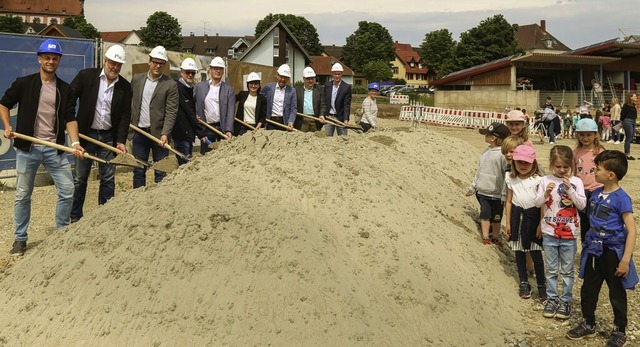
[378,85,393,94]
[381,85,405,96]
[389,86,415,96]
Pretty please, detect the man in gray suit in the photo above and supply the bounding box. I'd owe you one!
[194,56,235,154]
[294,66,325,132]
[261,64,296,131]
[129,45,178,188]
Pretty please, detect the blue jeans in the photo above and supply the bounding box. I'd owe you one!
[622,118,635,155]
[14,146,74,241]
[172,139,192,166]
[132,132,168,188]
[71,130,116,221]
[324,124,347,137]
[543,234,577,302]
[548,119,556,143]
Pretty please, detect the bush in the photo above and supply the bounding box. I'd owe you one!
[351,85,368,95]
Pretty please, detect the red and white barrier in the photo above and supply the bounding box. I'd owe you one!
[390,94,410,104]
[398,106,505,128]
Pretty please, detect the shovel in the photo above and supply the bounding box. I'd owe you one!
[128,124,184,173]
[11,132,137,167]
[297,112,362,133]
[234,117,256,131]
[78,133,145,168]
[197,119,230,141]
[265,118,300,132]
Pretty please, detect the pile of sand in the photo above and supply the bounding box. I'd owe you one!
[0,127,528,345]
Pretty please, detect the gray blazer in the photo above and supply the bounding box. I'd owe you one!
[194,80,236,133]
[261,82,297,125]
[129,72,178,139]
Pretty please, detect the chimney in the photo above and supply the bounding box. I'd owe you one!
[204,34,208,43]
[540,20,546,32]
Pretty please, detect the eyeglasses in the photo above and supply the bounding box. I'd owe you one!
[184,71,196,75]
[150,60,165,66]
[248,81,260,85]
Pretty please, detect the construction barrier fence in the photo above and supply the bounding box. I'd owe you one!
[399,103,507,129]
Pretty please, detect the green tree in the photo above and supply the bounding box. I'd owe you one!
[139,11,182,51]
[342,21,395,72]
[0,15,25,34]
[453,14,523,71]
[255,13,323,55]
[63,15,101,39]
[362,60,393,83]
[419,29,456,78]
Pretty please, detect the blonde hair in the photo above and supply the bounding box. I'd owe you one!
[501,136,525,155]
[549,145,575,176]
[575,131,605,155]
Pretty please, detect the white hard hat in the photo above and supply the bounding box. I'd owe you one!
[209,56,225,68]
[246,72,261,83]
[149,46,167,61]
[302,67,316,78]
[104,45,126,64]
[277,64,291,78]
[180,57,197,71]
[331,63,344,72]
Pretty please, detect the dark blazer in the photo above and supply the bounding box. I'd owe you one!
[0,73,75,153]
[294,84,325,130]
[69,68,132,146]
[194,80,236,134]
[129,72,178,139]
[323,80,352,122]
[172,79,203,142]
[261,82,297,125]
[234,91,266,135]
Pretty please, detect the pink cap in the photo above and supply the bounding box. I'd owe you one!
[512,145,536,163]
[505,110,527,122]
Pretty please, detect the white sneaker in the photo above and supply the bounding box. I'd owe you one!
[615,141,620,144]
[607,140,614,143]
[549,142,555,145]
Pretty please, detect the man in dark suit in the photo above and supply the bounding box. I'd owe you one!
[261,64,297,131]
[294,66,325,132]
[172,57,203,165]
[68,44,132,222]
[320,63,352,136]
[129,46,178,188]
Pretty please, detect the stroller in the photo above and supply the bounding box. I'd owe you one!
[532,110,549,144]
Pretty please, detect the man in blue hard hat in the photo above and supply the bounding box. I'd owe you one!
[0,38,85,256]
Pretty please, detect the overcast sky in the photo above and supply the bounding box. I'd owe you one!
[85,0,638,50]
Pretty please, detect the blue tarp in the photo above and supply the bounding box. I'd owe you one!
[0,34,95,170]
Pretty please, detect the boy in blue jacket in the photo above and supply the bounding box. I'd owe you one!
[567,150,637,347]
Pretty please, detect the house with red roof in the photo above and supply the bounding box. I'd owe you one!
[391,42,434,87]
[309,55,353,85]
[0,0,83,25]
[101,31,141,45]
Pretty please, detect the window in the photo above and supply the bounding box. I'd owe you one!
[273,47,279,57]
[183,48,192,53]
[355,80,362,85]
[49,18,59,24]
[206,48,215,54]
[273,27,279,46]
[418,63,422,69]
[227,48,234,57]
[392,67,399,74]
[410,62,414,68]
[543,39,553,48]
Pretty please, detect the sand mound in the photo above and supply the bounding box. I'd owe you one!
[0,127,527,346]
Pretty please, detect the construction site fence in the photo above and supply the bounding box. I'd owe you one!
[398,103,507,129]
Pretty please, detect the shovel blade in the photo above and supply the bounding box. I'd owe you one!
[151,156,179,173]
[111,154,144,168]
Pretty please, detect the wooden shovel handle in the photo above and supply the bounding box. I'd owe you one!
[79,133,123,154]
[265,118,300,132]
[234,117,256,130]
[197,119,230,139]
[129,124,187,160]
[11,132,107,164]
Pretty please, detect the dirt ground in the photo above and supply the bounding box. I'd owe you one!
[0,103,638,346]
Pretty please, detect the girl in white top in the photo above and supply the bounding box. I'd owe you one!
[610,97,622,143]
[360,82,379,133]
[505,145,545,300]
[534,145,587,320]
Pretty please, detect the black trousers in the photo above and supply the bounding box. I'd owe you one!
[580,248,627,330]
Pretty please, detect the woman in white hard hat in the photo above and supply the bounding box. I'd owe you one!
[234,72,266,136]
[360,82,379,133]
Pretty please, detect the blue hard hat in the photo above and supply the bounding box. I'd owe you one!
[368,82,380,91]
[37,39,63,56]
[574,118,598,132]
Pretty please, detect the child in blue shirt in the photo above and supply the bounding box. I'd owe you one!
[567,150,638,346]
